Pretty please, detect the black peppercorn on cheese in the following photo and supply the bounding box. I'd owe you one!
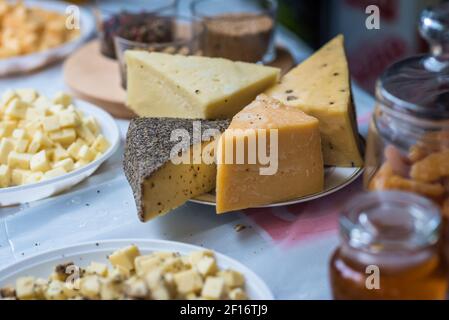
[124,118,230,221]
[266,35,364,167]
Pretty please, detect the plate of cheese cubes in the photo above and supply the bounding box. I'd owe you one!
[0,89,120,206]
[0,239,273,300]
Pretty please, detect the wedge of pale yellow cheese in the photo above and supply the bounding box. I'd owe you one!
[216,95,324,213]
[266,35,363,167]
[126,51,280,120]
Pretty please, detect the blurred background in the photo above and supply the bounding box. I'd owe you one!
[67,0,448,94]
[275,0,446,94]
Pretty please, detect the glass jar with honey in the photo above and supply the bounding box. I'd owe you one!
[364,3,449,265]
[329,191,448,300]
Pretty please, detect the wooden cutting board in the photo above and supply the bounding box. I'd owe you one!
[63,40,295,119]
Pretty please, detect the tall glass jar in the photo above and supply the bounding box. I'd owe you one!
[329,192,447,300]
[364,3,449,266]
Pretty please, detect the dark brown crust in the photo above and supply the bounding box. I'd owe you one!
[124,117,230,221]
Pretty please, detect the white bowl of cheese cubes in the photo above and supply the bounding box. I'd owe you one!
[0,89,120,206]
[0,239,274,300]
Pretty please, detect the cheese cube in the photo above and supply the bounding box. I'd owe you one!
[34,95,51,111]
[42,115,60,132]
[67,139,84,159]
[76,126,95,145]
[85,262,109,277]
[196,256,218,276]
[52,92,72,107]
[82,116,99,135]
[74,159,89,170]
[229,288,247,300]
[0,138,15,164]
[1,89,18,109]
[134,255,162,277]
[28,131,52,153]
[58,111,79,128]
[79,276,101,299]
[16,277,36,300]
[0,120,17,138]
[25,108,38,121]
[30,150,50,172]
[16,89,38,103]
[161,257,185,273]
[53,158,74,172]
[108,245,141,272]
[92,135,109,153]
[100,280,123,300]
[14,139,29,153]
[173,270,203,295]
[33,278,49,299]
[52,145,70,162]
[49,128,76,146]
[0,164,11,187]
[43,167,66,180]
[5,98,28,119]
[149,283,171,300]
[8,151,32,170]
[217,270,245,288]
[123,277,148,299]
[201,277,225,300]
[11,169,30,185]
[23,120,41,137]
[48,104,64,115]
[44,280,67,300]
[24,171,44,184]
[78,145,96,162]
[94,152,103,160]
[189,250,214,265]
[12,129,27,140]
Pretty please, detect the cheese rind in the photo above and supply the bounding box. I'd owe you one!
[124,118,230,222]
[266,35,363,167]
[216,95,324,213]
[126,51,280,120]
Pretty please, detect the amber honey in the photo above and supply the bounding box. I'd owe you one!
[329,191,448,300]
[330,248,448,300]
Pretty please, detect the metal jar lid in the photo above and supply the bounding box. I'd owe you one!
[377,3,449,120]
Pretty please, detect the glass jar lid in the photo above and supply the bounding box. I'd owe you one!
[377,3,449,120]
[340,192,441,254]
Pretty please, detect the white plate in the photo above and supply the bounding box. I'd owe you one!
[0,99,120,206]
[0,239,274,300]
[0,0,95,76]
[190,166,364,207]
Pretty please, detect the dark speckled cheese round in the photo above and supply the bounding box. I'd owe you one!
[124,117,230,221]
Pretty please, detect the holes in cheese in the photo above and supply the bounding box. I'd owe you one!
[125,51,280,120]
[266,35,364,167]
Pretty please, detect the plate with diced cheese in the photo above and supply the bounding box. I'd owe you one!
[0,89,120,206]
[0,239,274,300]
[0,0,96,76]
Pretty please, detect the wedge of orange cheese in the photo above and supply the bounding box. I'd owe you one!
[266,35,363,167]
[216,95,324,213]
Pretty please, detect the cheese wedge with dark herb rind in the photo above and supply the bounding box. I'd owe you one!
[124,118,229,222]
[266,35,363,167]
